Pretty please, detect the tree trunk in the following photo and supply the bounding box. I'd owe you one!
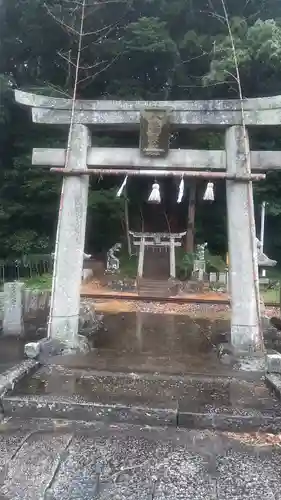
[185,180,196,252]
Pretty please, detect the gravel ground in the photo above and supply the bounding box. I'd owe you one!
[90,298,280,319]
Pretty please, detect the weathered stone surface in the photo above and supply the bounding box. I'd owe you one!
[140,108,170,158]
[15,89,281,127]
[48,124,91,347]
[16,89,281,110]
[5,365,281,432]
[24,338,63,360]
[0,360,38,396]
[78,303,102,336]
[24,342,40,359]
[33,147,281,171]
[266,350,281,373]
[225,126,262,353]
[3,396,178,428]
[266,373,281,396]
[218,273,227,285]
[3,283,24,336]
[209,272,217,283]
[24,289,50,315]
[1,418,281,499]
[1,287,50,325]
[32,107,281,127]
[24,336,90,361]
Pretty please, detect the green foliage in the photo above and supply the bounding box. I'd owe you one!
[176,249,226,279]
[23,273,52,290]
[119,253,138,278]
[4,231,50,255]
[205,251,227,273]
[1,0,281,261]
[176,250,194,279]
[124,17,178,54]
[87,187,125,251]
[204,18,281,89]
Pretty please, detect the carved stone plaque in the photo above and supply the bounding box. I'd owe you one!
[140,109,170,157]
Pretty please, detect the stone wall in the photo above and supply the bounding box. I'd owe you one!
[0,289,51,322]
[0,284,103,338]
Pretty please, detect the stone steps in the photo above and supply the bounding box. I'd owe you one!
[3,364,281,432]
[143,248,170,280]
[137,279,177,297]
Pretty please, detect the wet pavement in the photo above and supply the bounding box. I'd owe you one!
[1,418,281,499]
[4,361,281,432]
[0,338,26,374]
[49,312,231,376]
[3,312,281,432]
[0,319,45,374]
[1,311,281,497]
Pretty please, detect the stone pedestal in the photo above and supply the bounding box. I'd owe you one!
[48,124,91,348]
[193,260,205,281]
[225,126,262,353]
[218,272,227,285]
[3,282,24,336]
[169,237,176,278]
[137,237,145,277]
[209,272,217,283]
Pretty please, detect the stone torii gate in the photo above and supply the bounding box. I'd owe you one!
[15,90,281,353]
[130,231,187,278]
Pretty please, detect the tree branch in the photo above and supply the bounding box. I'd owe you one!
[77,53,121,84]
[43,2,80,35]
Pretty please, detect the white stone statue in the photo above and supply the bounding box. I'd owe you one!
[255,238,277,267]
[193,242,208,281]
[106,243,121,273]
[196,242,207,261]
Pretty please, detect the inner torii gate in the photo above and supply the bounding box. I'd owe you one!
[130,231,187,278]
[15,90,281,354]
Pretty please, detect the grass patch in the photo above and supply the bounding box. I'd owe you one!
[261,287,280,304]
[259,268,281,304]
[119,253,138,279]
[23,273,52,290]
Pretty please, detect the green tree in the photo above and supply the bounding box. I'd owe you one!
[1,0,281,260]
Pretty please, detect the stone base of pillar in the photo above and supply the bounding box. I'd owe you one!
[48,315,88,350]
[25,334,90,360]
[231,324,263,354]
[218,341,265,371]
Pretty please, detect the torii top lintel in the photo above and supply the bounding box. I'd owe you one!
[15,90,281,127]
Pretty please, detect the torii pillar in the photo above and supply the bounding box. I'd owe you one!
[48,124,91,347]
[226,126,262,353]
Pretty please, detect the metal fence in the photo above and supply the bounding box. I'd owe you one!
[0,254,53,285]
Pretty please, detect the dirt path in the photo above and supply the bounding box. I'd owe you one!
[92,298,280,319]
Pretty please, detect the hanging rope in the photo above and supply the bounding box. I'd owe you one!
[116,175,128,197]
[177,176,184,203]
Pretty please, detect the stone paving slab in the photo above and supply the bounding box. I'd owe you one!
[5,364,281,432]
[0,418,281,499]
[3,394,178,427]
[10,365,272,407]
